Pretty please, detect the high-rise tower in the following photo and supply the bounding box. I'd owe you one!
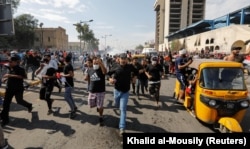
[154,0,206,51]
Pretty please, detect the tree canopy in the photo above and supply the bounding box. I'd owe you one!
[74,23,99,52]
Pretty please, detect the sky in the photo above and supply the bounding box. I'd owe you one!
[14,0,250,52]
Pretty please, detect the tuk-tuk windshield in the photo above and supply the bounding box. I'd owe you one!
[200,67,246,90]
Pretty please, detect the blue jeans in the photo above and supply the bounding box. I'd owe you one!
[64,87,76,111]
[113,89,129,130]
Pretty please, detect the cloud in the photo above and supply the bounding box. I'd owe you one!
[52,0,80,8]
[40,9,63,15]
[21,0,48,5]
[30,12,69,23]
[68,4,88,13]
[206,0,249,19]
[21,0,87,13]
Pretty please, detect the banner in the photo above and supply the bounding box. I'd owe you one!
[123,133,250,148]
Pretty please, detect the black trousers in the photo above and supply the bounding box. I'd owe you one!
[54,79,61,89]
[39,85,54,110]
[0,89,32,122]
[149,83,161,101]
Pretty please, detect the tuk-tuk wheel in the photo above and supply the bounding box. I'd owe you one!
[219,124,232,133]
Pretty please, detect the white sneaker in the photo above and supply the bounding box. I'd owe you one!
[119,129,125,137]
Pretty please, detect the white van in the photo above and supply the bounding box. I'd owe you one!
[141,48,158,56]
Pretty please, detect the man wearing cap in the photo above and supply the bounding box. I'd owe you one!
[145,56,164,107]
[35,53,56,115]
[0,55,33,126]
[224,46,244,62]
[175,49,193,104]
[108,53,139,136]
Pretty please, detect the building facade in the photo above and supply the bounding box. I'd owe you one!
[68,42,80,52]
[166,5,250,54]
[154,0,206,51]
[34,26,68,51]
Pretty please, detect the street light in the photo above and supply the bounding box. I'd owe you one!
[73,19,93,54]
[102,34,112,51]
[39,22,44,51]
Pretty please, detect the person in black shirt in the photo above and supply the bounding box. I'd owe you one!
[131,57,144,98]
[61,56,77,119]
[35,54,56,115]
[108,53,139,136]
[84,57,107,126]
[23,50,34,79]
[0,55,32,126]
[145,56,164,107]
[138,59,149,95]
[31,51,42,80]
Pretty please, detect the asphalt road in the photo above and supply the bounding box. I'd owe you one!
[1,61,250,149]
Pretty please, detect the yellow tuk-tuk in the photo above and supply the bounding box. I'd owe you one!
[173,59,250,132]
[131,54,146,60]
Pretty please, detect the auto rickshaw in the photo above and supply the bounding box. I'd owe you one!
[173,59,250,132]
[131,54,146,61]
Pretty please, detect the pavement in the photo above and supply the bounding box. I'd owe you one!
[0,61,250,149]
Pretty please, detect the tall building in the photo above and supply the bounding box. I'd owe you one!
[166,5,250,54]
[34,26,68,51]
[154,0,206,51]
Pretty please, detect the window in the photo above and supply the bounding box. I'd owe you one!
[200,68,246,90]
[205,39,209,44]
[210,38,214,44]
[215,45,220,50]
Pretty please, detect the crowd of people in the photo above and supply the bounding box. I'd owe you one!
[0,49,76,148]
[0,45,249,148]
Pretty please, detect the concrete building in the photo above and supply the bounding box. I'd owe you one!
[154,0,206,51]
[68,42,80,52]
[34,26,68,51]
[166,5,250,54]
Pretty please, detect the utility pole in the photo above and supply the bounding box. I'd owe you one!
[102,34,112,51]
[39,22,44,51]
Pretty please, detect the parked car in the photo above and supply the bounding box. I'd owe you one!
[141,48,158,56]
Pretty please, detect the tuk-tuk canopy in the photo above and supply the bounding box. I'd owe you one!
[189,59,243,70]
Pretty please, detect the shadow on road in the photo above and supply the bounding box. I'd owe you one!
[3,112,76,137]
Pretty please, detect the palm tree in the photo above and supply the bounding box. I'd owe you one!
[75,23,96,52]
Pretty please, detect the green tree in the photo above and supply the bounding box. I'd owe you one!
[88,38,99,51]
[0,36,10,48]
[1,0,20,11]
[10,0,20,12]
[74,23,98,52]
[171,39,183,52]
[10,14,38,49]
[135,44,144,50]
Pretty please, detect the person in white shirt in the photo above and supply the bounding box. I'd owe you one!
[48,53,62,93]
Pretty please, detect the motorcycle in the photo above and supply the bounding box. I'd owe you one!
[173,58,250,132]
